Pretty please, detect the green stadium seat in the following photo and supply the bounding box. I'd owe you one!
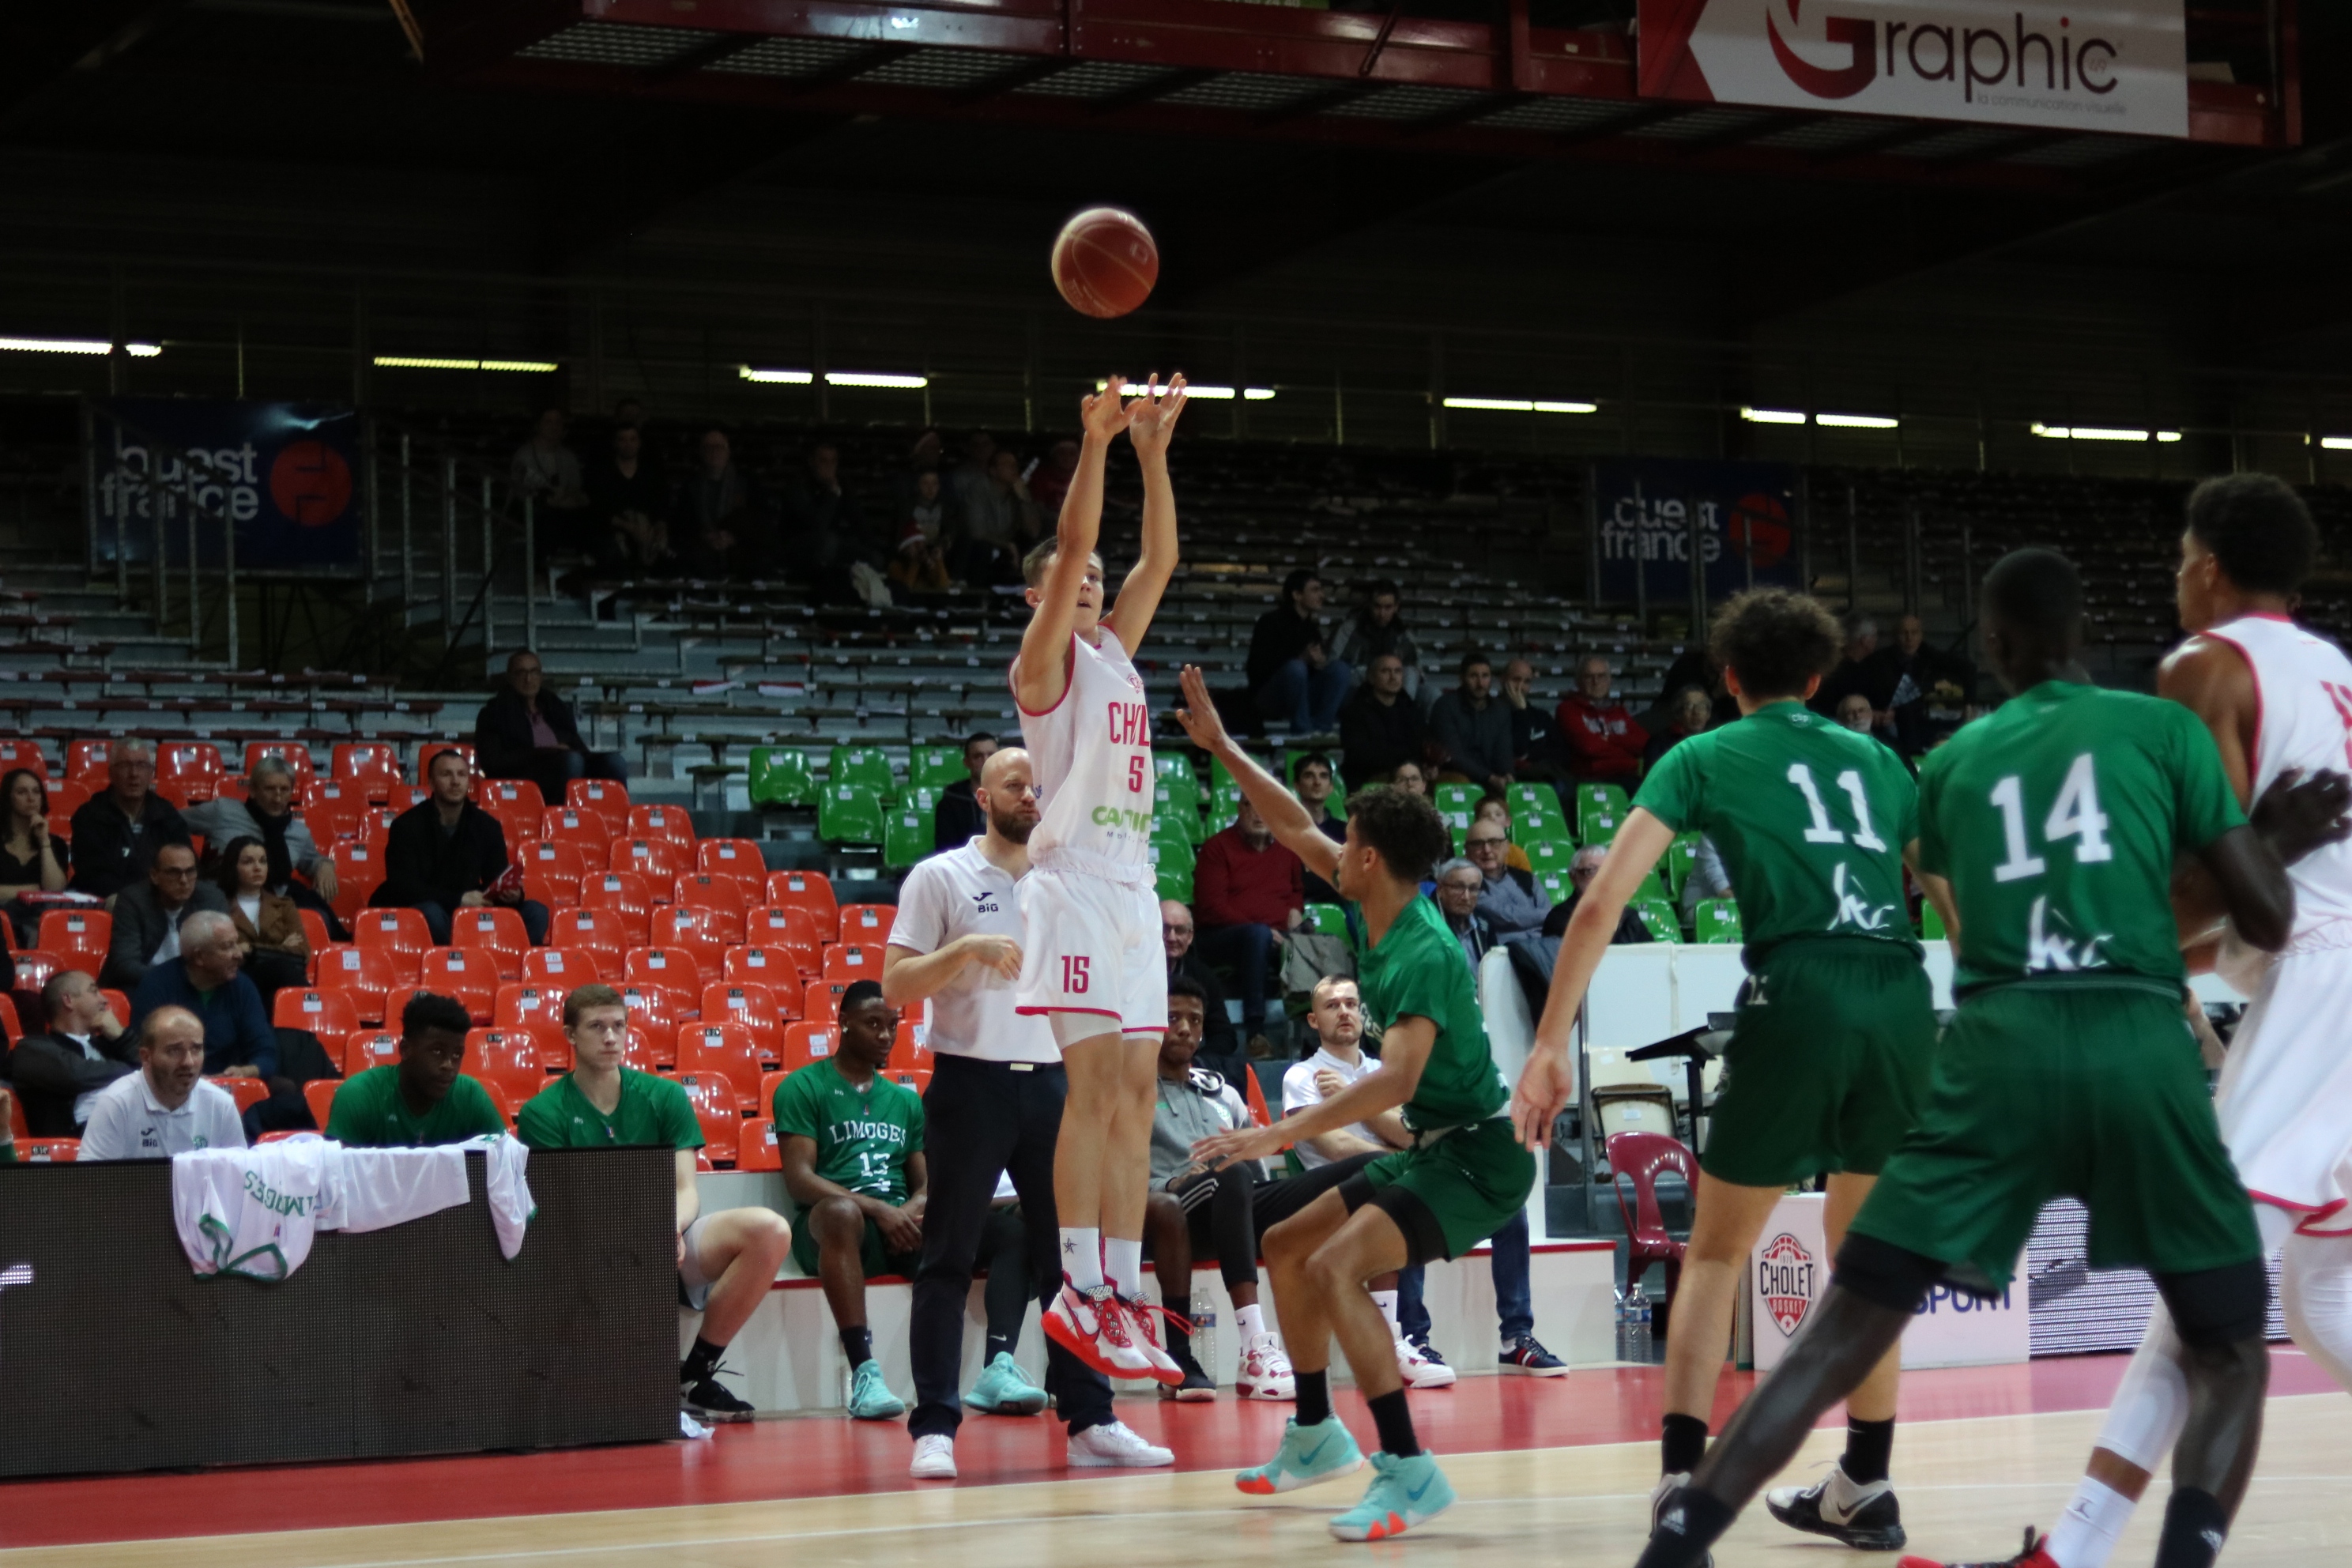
[1694,899,1743,944]
[1662,835,1700,898]
[1631,898,1680,943]
[1577,803,1623,845]
[817,784,885,846]
[1154,775,1204,844]
[909,746,963,791]
[829,746,895,799]
[1573,782,1630,816]
[1510,808,1570,847]
[1535,870,1572,903]
[1506,782,1562,821]
[1524,837,1578,877]
[1148,827,1196,880]
[1155,861,1193,903]
[1631,870,1668,903]
[1304,902,1348,937]
[748,747,816,808]
[901,782,941,814]
[1433,782,1478,816]
[883,809,933,869]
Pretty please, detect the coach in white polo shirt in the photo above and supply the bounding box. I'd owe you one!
[885,747,1163,1481]
[79,1005,247,1161]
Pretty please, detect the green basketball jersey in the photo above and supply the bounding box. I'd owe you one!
[1917,681,2245,996]
[771,1058,924,1204]
[1357,895,1509,1133]
[1635,699,1921,960]
[325,1065,505,1148]
[515,1068,704,1151]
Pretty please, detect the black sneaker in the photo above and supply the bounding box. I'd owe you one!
[1651,1473,1713,1568]
[1157,1345,1217,1401]
[1765,1465,1908,1551]
[683,1361,756,1423]
[1498,1334,1568,1376]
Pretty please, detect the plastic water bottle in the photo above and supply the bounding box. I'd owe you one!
[1190,1292,1219,1379]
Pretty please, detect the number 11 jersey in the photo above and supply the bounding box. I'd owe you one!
[1635,699,1920,963]
[1917,681,2245,997]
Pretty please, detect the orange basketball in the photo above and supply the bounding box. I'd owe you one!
[1050,207,1158,319]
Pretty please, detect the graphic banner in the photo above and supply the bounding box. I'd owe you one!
[1638,0,2188,138]
[95,399,364,570]
[1747,1193,2030,1370]
[1592,456,1800,607]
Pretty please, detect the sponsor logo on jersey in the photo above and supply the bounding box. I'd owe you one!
[1106,699,1150,747]
[243,1170,315,1219]
[971,891,1001,915]
[1759,1231,1816,1334]
[2025,895,2110,972]
[1826,861,1898,933]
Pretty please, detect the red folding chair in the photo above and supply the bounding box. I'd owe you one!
[579,872,653,942]
[352,906,434,967]
[620,1023,672,1072]
[609,837,688,882]
[416,741,477,787]
[1607,1130,1696,1338]
[483,778,545,817]
[415,948,498,1023]
[539,808,609,854]
[624,945,703,993]
[0,739,53,778]
[343,1029,401,1076]
[158,741,225,802]
[779,1021,836,1070]
[566,778,631,816]
[273,988,360,1039]
[616,985,678,1042]
[672,873,752,915]
[36,910,110,978]
[722,946,801,994]
[737,1118,782,1171]
[496,983,573,1061]
[66,739,113,785]
[648,905,729,978]
[9,952,58,1012]
[467,1027,550,1107]
[548,905,630,962]
[677,1072,742,1163]
[839,903,897,945]
[747,906,824,977]
[518,840,587,904]
[767,870,839,940]
[451,906,532,981]
[333,741,404,802]
[296,908,331,957]
[801,980,846,1026]
[821,942,883,984]
[243,741,315,786]
[696,838,766,881]
[209,1076,271,1114]
[677,1022,763,1112]
[888,1020,930,1073]
[627,803,695,846]
[17,1137,80,1163]
[318,941,402,1023]
[700,982,790,1059]
[304,1078,342,1127]
[326,842,384,922]
[524,946,604,986]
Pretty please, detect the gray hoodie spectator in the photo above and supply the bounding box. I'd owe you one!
[1427,654,1516,790]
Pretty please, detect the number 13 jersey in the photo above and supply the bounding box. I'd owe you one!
[1635,699,1921,964]
[1012,621,1154,879]
[1917,681,2245,997]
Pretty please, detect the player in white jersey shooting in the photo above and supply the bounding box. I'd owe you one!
[1010,371,1189,1383]
[1912,473,2352,1568]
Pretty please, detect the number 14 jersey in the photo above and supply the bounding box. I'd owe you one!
[1917,681,2245,996]
[1635,699,1920,963]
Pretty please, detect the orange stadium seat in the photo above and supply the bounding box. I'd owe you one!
[243,741,314,784]
[518,840,587,903]
[540,808,609,853]
[0,739,52,777]
[522,946,603,986]
[677,1022,763,1111]
[779,1021,836,1071]
[627,803,694,846]
[700,982,790,1057]
[343,1029,401,1076]
[802,978,846,1025]
[616,984,679,1038]
[483,778,545,816]
[649,906,729,975]
[274,988,359,1038]
[888,1020,929,1073]
[37,910,109,978]
[677,1072,741,1163]
[567,778,630,816]
[610,837,688,881]
[467,1028,549,1107]
[672,872,751,914]
[326,842,384,922]
[839,903,897,945]
[6,1087,28,1137]
[548,906,631,959]
[624,944,701,993]
[99,989,130,1027]
[495,984,572,1058]
[888,1068,931,1096]
[415,741,476,785]
[66,739,113,783]
[696,838,765,881]
[18,1137,80,1163]
[737,1118,782,1171]
[305,1078,341,1127]
[473,1075,517,1131]
[9,951,58,1004]
[209,1075,270,1114]
[620,1025,670,1072]
[580,872,654,940]
[821,943,883,984]
[766,871,839,940]
[450,906,532,980]
[747,906,824,976]
[297,908,330,957]
[722,945,798,993]
[416,948,497,1023]
[352,906,433,966]
[333,742,404,801]
[157,741,225,802]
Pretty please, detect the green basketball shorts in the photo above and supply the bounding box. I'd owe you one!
[1851,979,2261,1291]
[791,1208,923,1282]
[1699,937,1939,1189]
[1358,1118,1536,1261]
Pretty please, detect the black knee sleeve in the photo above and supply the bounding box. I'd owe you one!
[1210,1170,1260,1291]
[2156,1259,2271,1351]
[1829,1231,1947,1316]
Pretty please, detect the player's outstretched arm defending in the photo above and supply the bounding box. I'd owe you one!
[1173,664,1342,888]
[1105,374,1188,651]
[1013,377,1135,714]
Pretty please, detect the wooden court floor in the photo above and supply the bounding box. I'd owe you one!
[4,1390,2343,1568]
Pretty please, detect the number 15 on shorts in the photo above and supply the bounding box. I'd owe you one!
[1060,955,1091,994]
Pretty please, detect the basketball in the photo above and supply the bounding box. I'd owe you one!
[1050,206,1158,318]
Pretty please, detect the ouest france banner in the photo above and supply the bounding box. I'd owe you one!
[1638,0,2189,139]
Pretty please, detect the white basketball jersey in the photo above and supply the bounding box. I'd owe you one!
[1012,622,1152,876]
[2205,612,2352,948]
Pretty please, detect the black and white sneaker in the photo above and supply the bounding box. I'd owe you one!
[682,1362,756,1423]
[1651,1473,1713,1568]
[1157,1346,1218,1401]
[1766,1464,1908,1551]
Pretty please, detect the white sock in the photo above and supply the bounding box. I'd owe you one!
[2282,1227,2352,1390]
[1374,1289,1400,1337]
[2045,1477,2135,1568]
[1236,1302,1267,1341]
[1104,1236,1144,1298]
[1061,1227,1102,1291]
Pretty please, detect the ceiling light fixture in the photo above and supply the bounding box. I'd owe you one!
[375,356,558,373]
[1442,397,1599,414]
[1740,406,1808,425]
[2030,422,2181,443]
[0,336,162,357]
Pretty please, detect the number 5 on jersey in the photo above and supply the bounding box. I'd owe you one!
[1060,955,1091,994]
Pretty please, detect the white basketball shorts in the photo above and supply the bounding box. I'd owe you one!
[2218,942,2352,1235]
[1012,864,1167,1037]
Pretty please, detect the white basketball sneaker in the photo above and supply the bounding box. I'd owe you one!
[909,1434,957,1480]
[1235,1332,1297,1400]
[1395,1334,1457,1389]
[1068,1419,1175,1468]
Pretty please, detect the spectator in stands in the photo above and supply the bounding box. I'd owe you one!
[1291,753,1348,903]
[1464,820,1549,936]
[1540,844,1654,944]
[1835,692,1876,734]
[1555,654,1646,784]
[374,748,551,947]
[1864,612,1973,755]
[932,732,996,852]
[1329,580,1421,701]
[584,422,675,575]
[1642,685,1713,771]
[77,1004,246,1159]
[952,447,1042,586]
[674,427,771,578]
[68,739,190,900]
[1338,652,1430,788]
[775,979,926,1421]
[949,429,997,521]
[1678,835,1733,918]
[1811,612,1890,727]
[1434,857,1498,967]
[1191,797,1304,1052]
[1472,796,1533,872]
[892,427,946,519]
[185,757,343,940]
[7,970,132,1136]
[213,835,308,1008]
[518,983,794,1426]
[326,991,505,1145]
[1388,759,1428,797]
[510,407,592,552]
[1161,898,1242,1079]
[889,470,954,595]
[0,766,68,945]
[1026,436,1082,522]
[1651,643,1738,729]
[786,439,885,602]
[1429,652,1516,793]
[1248,568,1351,737]
[475,649,629,806]
[1140,974,1280,1397]
[128,910,305,1136]
[103,841,227,992]
[1501,658,1565,782]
